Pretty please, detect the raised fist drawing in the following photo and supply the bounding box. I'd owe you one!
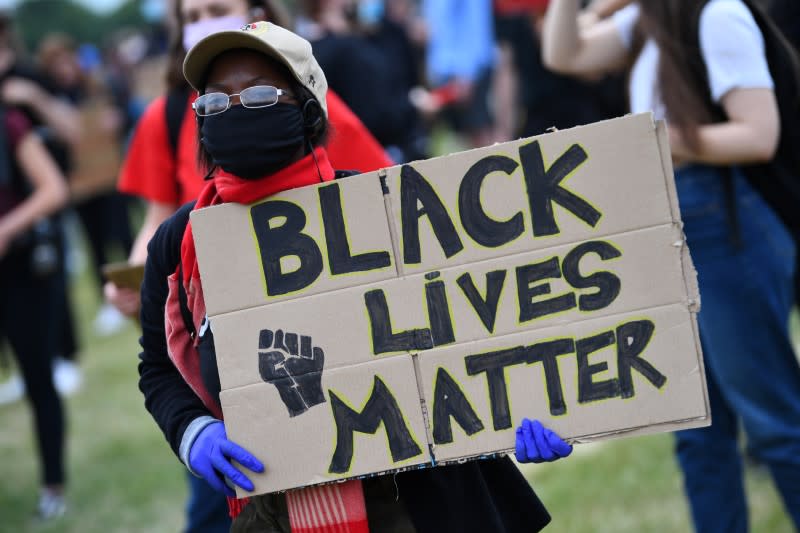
[258,329,326,417]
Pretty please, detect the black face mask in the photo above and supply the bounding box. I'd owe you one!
[200,103,305,179]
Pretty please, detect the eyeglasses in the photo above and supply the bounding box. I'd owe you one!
[193,85,294,116]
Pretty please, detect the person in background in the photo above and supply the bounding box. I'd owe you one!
[493,0,626,138]
[106,1,391,530]
[297,0,426,162]
[0,13,82,405]
[542,1,800,531]
[361,0,430,162]
[138,21,571,532]
[37,33,135,337]
[422,0,497,148]
[0,104,70,520]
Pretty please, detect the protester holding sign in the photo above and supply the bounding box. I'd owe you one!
[112,2,394,529]
[542,0,800,531]
[138,21,571,532]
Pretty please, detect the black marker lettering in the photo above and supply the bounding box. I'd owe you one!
[526,339,574,416]
[576,331,620,404]
[562,241,622,311]
[328,376,422,474]
[516,257,576,322]
[432,367,484,444]
[364,289,433,354]
[456,270,507,333]
[400,164,463,264]
[519,141,600,236]
[251,200,323,296]
[465,347,528,430]
[319,183,391,275]
[458,155,524,247]
[616,320,666,398]
[425,279,455,346]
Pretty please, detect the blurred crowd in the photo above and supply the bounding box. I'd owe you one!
[0,0,799,530]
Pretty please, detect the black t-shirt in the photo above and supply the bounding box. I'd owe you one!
[312,32,417,148]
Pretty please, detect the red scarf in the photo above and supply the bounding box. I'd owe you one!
[178,148,369,532]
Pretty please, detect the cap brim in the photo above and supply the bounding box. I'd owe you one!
[183,30,298,92]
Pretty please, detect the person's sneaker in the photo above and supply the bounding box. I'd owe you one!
[53,358,82,397]
[36,489,66,521]
[0,373,25,405]
[93,303,127,336]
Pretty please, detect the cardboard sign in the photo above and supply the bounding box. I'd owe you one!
[191,113,709,495]
[102,262,145,291]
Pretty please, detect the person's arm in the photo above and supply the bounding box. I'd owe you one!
[585,0,635,20]
[670,2,780,166]
[1,77,81,146]
[0,131,68,257]
[541,0,630,75]
[131,201,178,265]
[105,201,177,316]
[106,95,182,316]
[670,88,779,166]
[138,205,212,457]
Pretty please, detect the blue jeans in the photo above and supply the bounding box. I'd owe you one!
[185,472,231,533]
[673,165,800,532]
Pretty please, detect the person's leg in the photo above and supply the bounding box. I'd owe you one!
[184,471,231,533]
[685,176,800,530]
[75,196,109,290]
[1,264,66,513]
[675,356,747,533]
[104,191,134,256]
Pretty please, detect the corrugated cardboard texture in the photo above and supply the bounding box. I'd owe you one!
[192,113,709,495]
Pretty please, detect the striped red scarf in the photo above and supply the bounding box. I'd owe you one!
[178,148,369,532]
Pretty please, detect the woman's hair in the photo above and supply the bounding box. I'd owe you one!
[196,58,330,172]
[635,0,713,149]
[165,0,293,90]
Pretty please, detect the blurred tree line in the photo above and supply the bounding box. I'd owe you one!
[12,0,153,52]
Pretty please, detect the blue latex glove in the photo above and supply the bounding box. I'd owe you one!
[188,421,264,497]
[515,418,573,463]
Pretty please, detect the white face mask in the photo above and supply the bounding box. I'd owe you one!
[183,14,249,52]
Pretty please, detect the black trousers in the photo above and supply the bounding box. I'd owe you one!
[0,247,65,485]
[75,190,134,290]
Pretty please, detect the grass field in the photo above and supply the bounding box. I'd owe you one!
[0,248,796,533]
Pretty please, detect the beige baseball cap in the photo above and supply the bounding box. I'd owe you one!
[183,21,328,117]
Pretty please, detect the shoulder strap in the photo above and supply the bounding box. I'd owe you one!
[741,0,800,167]
[165,87,191,158]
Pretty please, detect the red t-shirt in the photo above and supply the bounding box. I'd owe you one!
[494,0,548,15]
[118,90,392,206]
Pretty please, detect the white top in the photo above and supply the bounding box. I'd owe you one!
[613,0,774,119]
